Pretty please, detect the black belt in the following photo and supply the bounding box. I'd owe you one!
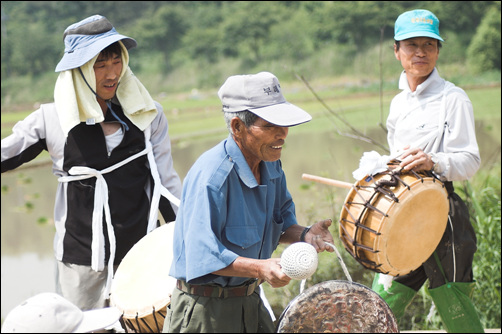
[176,279,260,298]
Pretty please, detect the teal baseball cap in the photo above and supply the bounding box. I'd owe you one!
[394,9,444,42]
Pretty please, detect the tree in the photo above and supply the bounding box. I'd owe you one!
[309,1,405,51]
[220,2,283,64]
[119,4,189,72]
[467,4,501,73]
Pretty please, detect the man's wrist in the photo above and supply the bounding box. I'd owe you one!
[300,226,311,242]
[430,153,439,173]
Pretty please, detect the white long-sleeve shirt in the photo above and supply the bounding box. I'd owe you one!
[387,68,480,181]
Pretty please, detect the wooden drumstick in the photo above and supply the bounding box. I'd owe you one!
[302,173,353,189]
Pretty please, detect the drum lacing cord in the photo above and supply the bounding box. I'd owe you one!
[376,168,425,193]
[340,191,382,271]
[131,307,163,333]
[339,200,381,267]
[152,306,164,333]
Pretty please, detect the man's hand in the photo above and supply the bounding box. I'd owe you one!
[259,258,292,288]
[213,257,291,288]
[304,219,335,253]
[398,147,434,172]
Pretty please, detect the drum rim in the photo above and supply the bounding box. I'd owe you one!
[276,279,399,333]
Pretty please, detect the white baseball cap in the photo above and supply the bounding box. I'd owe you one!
[1,293,122,333]
[218,71,312,127]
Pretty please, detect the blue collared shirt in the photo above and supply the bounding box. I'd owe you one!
[170,135,297,286]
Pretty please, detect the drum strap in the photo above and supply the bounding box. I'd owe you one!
[443,181,454,195]
[144,126,180,234]
[429,82,456,154]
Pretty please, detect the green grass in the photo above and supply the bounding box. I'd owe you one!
[3,69,500,141]
[2,83,499,175]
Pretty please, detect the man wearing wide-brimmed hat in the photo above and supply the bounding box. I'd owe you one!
[370,9,483,333]
[1,15,182,313]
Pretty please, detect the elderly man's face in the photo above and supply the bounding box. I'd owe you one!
[234,116,289,167]
[93,52,122,102]
[394,37,439,83]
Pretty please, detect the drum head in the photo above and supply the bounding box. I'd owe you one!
[111,222,177,318]
[276,280,398,333]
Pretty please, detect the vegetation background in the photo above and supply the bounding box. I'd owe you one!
[1,1,500,331]
[1,1,501,110]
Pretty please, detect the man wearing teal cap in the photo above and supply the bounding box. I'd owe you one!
[371,9,484,333]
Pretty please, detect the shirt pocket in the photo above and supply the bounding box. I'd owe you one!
[271,210,285,247]
[225,225,261,250]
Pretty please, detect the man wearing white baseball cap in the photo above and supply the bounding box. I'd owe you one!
[370,9,483,333]
[1,292,122,333]
[164,72,334,333]
[1,14,181,319]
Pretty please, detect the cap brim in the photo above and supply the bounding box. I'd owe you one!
[73,306,122,333]
[394,31,444,42]
[249,102,312,127]
[55,35,136,72]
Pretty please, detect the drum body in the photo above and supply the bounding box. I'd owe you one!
[339,170,449,276]
[111,223,177,333]
[277,280,398,333]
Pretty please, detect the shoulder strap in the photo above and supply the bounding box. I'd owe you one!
[144,126,180,233]
[431,82,456,154]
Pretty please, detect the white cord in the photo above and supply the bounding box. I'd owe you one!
[448,214,456,282]
[300,279,306,294]
[325,242,352,282]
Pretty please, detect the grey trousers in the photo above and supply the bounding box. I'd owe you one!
[55,261,117,310]
[163,286,275,333]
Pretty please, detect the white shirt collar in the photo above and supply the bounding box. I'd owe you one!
[398,68,443,96]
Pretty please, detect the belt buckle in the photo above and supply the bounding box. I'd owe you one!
[246,283,254,296]
[246,280,258,296]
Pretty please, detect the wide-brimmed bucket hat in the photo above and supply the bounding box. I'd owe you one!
[55,15,137,72]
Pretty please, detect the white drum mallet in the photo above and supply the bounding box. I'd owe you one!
[280,242,318,280]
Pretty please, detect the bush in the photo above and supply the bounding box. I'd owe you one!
[467,5,502,73]
[459,163,501,329]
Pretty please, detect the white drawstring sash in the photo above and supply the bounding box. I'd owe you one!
[58,146,151,295]
[144,128,180,234]
[57,127,180,297]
